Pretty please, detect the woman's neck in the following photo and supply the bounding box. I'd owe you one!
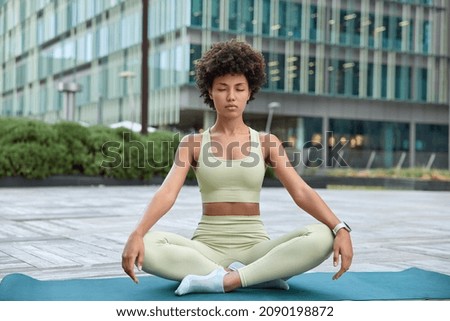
[211,118,248,135]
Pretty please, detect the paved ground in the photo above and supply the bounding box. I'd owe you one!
[0,185,449,281]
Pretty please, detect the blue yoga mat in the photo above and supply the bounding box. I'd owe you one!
[1,268,449,301]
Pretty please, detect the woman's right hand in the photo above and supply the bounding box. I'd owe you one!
[121,231,145,283]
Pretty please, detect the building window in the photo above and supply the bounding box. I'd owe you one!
[77,74,91,106]
[191,0,202,27]
[408,19,414,52]
[242,0,254,33]
[264,51,285,91]
[63,38,76,70]
[189,44,201,84]
[262,0,271,35]
[54,85,63,112]
[39,48,49,79]
[339,10,360,46]
[228,0,239,31]
[211,0,220,29]
[395,66,411,100]
[39,83,47,114]
[416,124,448,153]
[174,44,187,85]
[99,66,108,98]
[2,96,13,116]
[53,44,65,74]
[279,0,302,39]
[16,91,24,116]
[308,57,316,93]
[228,0,254,33]
[96,25,109,58]
[309,5,317,41]
[381,64,387,98]
[422,20,430,53]
[46,11,56,42]
[351,62,360,96]
[334,60,359,96]
[286,55,300,91]
[86,0,95,20]
[37,16,44,45]
[418,68,427,101]
[367,13,375,48]
[121,11,141,49]
[67,1,77,29]
[367,63,374,97]
[152,50,162,90]
[329,119,410,168]
[394,17,403,51]
[381,16,391,50]
[336,60,344,95]
[16,61,26,88]
[76,31,93,64]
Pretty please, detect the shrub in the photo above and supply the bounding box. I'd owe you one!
[53,121,94,175]
[0,142,67,179]
[144,130,180,176]
[0,118,181,180]
[0,118,68,178]
[97,127,154,180]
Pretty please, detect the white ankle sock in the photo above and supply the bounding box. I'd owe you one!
[175,267,227,296]
[228,261,289,290]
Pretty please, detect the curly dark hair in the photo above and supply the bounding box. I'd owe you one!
[195,39,267,109]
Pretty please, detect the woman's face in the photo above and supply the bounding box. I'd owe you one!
[209,74,251,117]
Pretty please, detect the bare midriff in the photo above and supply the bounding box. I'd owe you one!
[202,202,260,216]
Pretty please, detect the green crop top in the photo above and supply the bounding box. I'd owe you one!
[194,128,266,203]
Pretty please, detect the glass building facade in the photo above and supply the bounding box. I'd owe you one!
[0,0,449,169]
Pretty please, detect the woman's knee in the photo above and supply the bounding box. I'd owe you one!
[143,230,169,247]
[305,223,334,258]
[142,231,175,270]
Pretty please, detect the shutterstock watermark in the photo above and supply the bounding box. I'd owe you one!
[101,132,177,170]
[100,131,349,170]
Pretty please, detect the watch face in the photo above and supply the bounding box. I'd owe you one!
[344,222,351,232]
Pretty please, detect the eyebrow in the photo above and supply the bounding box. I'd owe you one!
[215,82,247,86]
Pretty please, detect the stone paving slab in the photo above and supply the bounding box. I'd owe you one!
[0,185,449,281]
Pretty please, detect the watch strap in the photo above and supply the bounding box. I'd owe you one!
[332,222,351,236]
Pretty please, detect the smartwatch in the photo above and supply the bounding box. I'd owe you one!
[332,222,351,236]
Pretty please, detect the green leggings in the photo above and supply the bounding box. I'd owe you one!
[142,215,334,287]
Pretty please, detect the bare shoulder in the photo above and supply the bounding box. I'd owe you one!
[259,132,283,150]
[258,132,282,144]
[179,132,203,146]
[258,132,284,161]
[177,132,203,164]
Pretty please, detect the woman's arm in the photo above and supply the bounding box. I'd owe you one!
[121,134,198,282]
[263,133,353,280]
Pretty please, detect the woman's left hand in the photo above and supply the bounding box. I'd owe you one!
[332,230,353,280]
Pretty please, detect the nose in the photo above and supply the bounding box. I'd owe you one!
[227,89,236,101]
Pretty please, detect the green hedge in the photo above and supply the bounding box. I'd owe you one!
[0,118,180,180]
